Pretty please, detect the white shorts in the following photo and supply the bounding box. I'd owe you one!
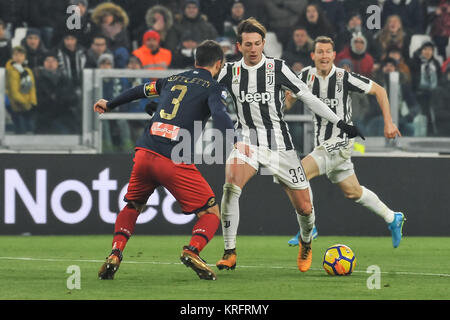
[227,145,310,190]
[309,138,355,184]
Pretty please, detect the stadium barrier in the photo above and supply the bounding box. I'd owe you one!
[0,153,448,236]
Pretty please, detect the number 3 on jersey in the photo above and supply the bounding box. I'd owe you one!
[160,85,187,120]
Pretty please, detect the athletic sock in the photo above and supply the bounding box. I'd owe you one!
[220,183,242,250]
[355,186,395,224]
[111,204,140,253]
[297,188,315,243]
[189,213,220,252]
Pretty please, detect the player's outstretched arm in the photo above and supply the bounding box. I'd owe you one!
[94,83,157,114]
[369,82,402,139]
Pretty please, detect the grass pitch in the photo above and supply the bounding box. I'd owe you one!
[0,235,449,300]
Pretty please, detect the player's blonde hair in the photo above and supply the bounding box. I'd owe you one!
[237,17,267,43]
[313,36,335,52]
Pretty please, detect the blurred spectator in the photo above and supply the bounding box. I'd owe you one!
[367,57,421,136]
[21,28,48,72]
[5,46,37,134]
[381,0,424,34]
[336,32,374,77]
[35,51,78,134]
[170,30,198,69]
[165,0,218,53]
[140,5,174,49]
[430,63,450,136]
[337,58,353,73]
[0,19,11,66]
[428,0,450,60]
[98,53,134,153]
[373,15,411,63]
[70,0,94,48]
[335,12,376,55]
[298,3,336,41]
[223,1,247,44]
[27,0,67,49]
[281,25,314,72]
[263,0,308,47]
[217,36,241,62]
[240,0,269,28]
[342,0,379,24]
[200,0,236,36]
[410,40,442,135]
[442,56,450,73]
[132,29,172,70]
[52,0,93,48]
[56,31,87,87]
[85,34,112,68]
[386,45,412,83]
[318,0,346,35]
[91,2,131,52]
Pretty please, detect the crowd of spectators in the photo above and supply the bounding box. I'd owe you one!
[1,0,450,142]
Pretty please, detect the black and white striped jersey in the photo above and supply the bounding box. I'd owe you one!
[218,55,341,151]
[299,65,373,147]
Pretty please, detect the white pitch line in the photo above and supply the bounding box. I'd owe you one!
[1,256,449,278]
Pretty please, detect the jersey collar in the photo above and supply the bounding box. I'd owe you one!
[241,54,266,70]
[314,64,336,80]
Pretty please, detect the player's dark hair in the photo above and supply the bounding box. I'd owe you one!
[313,36,335,52]
[0,19,5,28]
[195,40,224,67]
[236,17,266,44]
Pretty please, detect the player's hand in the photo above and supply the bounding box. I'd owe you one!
[337,120,365,140]
[93,99,109,114]
[384,122,402,139]
[285,91,297,110]
[234,141,253,157]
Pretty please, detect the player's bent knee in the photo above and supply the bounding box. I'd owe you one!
[197,204,220,219]
[343,188,362,200]
[128,201,145,213]
[296,202,313,216]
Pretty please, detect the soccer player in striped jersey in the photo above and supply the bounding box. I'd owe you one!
[215,18,364,273]
[286,36,406,248]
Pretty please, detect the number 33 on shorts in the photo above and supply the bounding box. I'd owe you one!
[289,166,306,184]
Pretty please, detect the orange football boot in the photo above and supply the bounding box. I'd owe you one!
[216,248,237,270]
[297,239,312,272]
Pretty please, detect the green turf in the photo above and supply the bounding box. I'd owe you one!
[0,235,449,300]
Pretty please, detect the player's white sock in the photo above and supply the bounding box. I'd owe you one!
[355,186,395,224]
[221,183,242,250]
[297,188,315,243]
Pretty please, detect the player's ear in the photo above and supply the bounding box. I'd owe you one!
[236,41,242,53]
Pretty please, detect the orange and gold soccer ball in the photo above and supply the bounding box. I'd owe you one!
[323,244,356,276]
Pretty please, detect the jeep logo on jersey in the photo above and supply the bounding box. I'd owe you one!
[237,91,271,104]
[320,98,339,108]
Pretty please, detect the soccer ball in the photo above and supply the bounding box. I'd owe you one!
[323,244,356,276]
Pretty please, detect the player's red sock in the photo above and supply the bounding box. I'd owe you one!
[189,213,220,253]
[112,204,140,252]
